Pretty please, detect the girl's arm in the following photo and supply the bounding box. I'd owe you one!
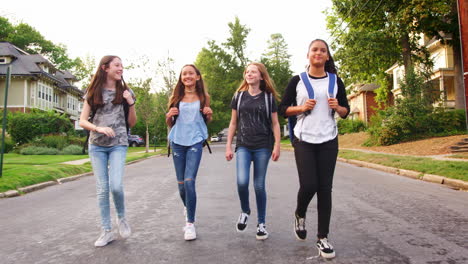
[202,95,213,122]
[123,89,137,127]
[166,107,178,127]
[271,112,281,161]
[225,109,237,161]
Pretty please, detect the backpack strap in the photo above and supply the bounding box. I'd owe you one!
[299,72,315,99]
[236,91,244,119]
[327,73,336,99]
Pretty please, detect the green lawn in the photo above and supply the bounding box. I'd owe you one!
[338,149,468,182]
[280,141,467,182]
[0,148,163,193]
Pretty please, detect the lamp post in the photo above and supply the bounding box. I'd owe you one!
[1,65,12,177]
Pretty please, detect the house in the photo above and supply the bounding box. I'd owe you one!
[346,83,385,124]
[0,41,84,128]
[385,35,456,108]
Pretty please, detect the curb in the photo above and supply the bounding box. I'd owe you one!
[0,154,160,198]
[338,158,468,191]
[18,181,57,194]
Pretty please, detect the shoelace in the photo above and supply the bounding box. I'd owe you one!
[258,224,267,233]
[297,218,306,231]
[239,213,248,224]
[318,238,332,249]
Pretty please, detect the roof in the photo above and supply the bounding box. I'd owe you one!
[0,42,83,95]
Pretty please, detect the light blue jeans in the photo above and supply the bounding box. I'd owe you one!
[171,141,203,223]
[236,147,271,224]
[89,144,128,230]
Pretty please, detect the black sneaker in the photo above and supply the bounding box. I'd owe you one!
[316,238,336,259]
[256,223,269,240]
[236,212,249,232]
[294,214,307,240]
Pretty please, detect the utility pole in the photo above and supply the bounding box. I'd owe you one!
[1,65,12,177]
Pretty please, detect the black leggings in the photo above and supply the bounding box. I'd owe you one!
[293,136,338,239]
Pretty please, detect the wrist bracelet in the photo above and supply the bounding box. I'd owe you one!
[128,102,135,107]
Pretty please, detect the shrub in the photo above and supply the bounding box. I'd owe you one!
[8,110,74,144]
[41,134,69,150]
[67,135,86,146]
[337,119,366,134]
[1,135,15,153]
[60,145,83,155]
[20,146,59,155]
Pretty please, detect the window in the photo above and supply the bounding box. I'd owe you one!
[0,58,5,64]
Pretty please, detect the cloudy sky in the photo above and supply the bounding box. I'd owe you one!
[2,0,333,86]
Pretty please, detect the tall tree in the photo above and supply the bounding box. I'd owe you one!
[195,17,251,135]
[260,33,293,98]
[327,0,460,105]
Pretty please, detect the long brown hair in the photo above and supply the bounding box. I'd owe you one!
[85,55,129,109]
[168,64,210,109]
[236,62,279,100]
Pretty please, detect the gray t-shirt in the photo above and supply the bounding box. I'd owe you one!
[88,89,131,147]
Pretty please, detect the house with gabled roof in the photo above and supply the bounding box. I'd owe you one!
[0,41,84,128]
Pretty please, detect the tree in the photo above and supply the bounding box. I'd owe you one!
[72,54,96,90]
[260,33,293,99]
[327,0,460,105]
[195,17,251,136]
[128,78,156,152]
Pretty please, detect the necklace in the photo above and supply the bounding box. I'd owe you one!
[185,89,195,93]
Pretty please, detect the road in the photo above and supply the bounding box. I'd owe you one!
[1,144,467,264]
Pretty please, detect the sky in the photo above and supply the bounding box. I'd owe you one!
[1,0,333,88]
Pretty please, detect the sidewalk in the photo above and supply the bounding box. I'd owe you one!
[60,149,162,165]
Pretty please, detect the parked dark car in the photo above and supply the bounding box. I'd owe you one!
[128,134,145,147]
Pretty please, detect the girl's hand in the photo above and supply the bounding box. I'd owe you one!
[123,90,134,105]
[271,144,280,161]
[328,98,339,110]
[302,99,316,112]
[225,147,234,161]
[202,106,213,116]
[96,126,115,138]
[166,107,179,118]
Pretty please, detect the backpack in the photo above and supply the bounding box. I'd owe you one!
[167,100,212,157]
[288,72,336,143]
[82,100,130,154]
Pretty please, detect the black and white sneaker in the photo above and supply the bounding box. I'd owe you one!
[236,212,249,232]
[294,214,307,240]
[256,223,269,240]
[316,238,336,259]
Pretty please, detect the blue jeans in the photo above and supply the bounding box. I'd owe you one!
[89,144,128,231]
[236,147,271,224]
[171,141,203,223]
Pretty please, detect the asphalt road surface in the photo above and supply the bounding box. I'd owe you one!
[1,144,467,264]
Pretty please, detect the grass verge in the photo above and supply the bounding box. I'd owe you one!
[339,149,468,182]
[0,148,163,193]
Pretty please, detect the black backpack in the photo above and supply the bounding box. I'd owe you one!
[82,100,130,154]
[167,100,212,157]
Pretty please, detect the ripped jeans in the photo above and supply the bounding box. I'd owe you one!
[171,141,203,223]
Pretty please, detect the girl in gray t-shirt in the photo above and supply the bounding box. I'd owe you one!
[79,55,137,247]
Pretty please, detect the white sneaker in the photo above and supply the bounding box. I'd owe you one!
[117,218,131,239]
[184,223,197,241]
[94,230,115,247]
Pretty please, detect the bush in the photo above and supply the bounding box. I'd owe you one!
[67,135,86,146]
[8,110,74,144]
[20,146,59,155]
[40,134,69,150]
[1,135,15,153]
[337,119,366,135]
[60,145,83,155]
